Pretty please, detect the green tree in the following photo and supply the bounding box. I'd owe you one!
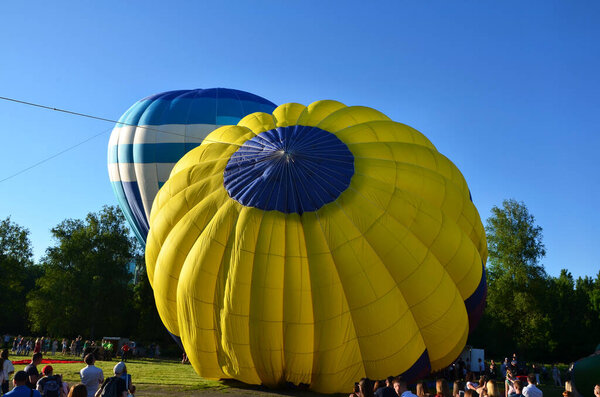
[483,199,552,358]
[0,217,39,332]
[132,254,166,341]
[27,206,138,338]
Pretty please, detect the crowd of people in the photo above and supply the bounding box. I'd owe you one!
[0,351,135,397]
[350,354,600,397]
[5,335,160,362]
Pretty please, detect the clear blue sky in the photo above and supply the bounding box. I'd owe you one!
[1,1,598,279]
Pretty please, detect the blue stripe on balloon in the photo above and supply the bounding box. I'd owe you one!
[110,181,147,245]
[117,89,276,126]
[216,115,245,125]
[120,181,150,239]
[108,142,202,164]
[108,145,118,164]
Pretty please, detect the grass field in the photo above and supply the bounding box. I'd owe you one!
[7,353,570,397]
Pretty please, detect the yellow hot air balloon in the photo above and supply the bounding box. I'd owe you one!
[146,100,488,393]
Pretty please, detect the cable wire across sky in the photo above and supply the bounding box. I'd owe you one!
[0,95,245,183]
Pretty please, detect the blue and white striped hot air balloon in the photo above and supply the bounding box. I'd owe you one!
[107,88,277,244]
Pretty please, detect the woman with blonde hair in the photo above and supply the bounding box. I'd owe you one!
[436,379,452,397]
[416,381,430,397]
[453,381,464,397]
[486,380,499,397]
[359,378,375,397]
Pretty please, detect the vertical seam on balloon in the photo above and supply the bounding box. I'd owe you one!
[153,189,225,333]
[220,206,260,381]
[215,88,220,125]
[337,136,475,342]
[307,202,367,383]
[300,213,365,386]
[345,170,480,298]
[231,89,247,123]
[255,172,286,385]
[336,176,476,363]
[182,199,237,377]
[327,193,427,367]
[209,201,241,379]
[245,160,289,385]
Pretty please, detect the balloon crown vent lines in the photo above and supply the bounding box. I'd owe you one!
[0,94,256,183]
[224,125,355,214]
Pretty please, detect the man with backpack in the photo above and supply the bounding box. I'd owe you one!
[36,366,64,397]
[95,363,127,397]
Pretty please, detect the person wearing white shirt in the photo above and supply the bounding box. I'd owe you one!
[79,354,104,397]
[1,349,15,394]
[523,374,543,397]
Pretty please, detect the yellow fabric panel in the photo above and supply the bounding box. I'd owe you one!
[336,120,436,150]
[348,142,469,201]
[176,200,238,379]
[150,188,230,335]
[296,100,347,127]
[282,214,314,385]
[316,106,391,133]
[332,178,467,370]
[199,125,254,147]
[272,103,307,127]
[248,210,287,387]
[146,163,228,282]
[313,202,428,378]
[218,206,262,385]
[237,112,276,135]
[145,100,488,393]
[351,157,483,300]
[152,146,241,224]
[350,153,485,266]
[300,211,365,392]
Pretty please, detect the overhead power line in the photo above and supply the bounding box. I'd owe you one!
[0,95,246,184]
[0,95,208,139]
[0,127,112,183]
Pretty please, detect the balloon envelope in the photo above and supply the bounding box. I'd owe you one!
[146,101,488,393]
[107,88,277,244]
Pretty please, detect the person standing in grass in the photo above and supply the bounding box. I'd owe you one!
[79,354,103,397]
[25,353,43,390]
[522,374,542,397]
[1,349,15,394]
[552,366,562,387]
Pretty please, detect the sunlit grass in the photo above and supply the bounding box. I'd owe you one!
[10,353,226,389]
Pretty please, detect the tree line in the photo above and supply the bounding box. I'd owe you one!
[1,201,598,362]
[0,206,169,347]
[469,199,600,363]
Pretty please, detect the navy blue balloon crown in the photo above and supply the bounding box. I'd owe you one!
[224,125,355,214]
